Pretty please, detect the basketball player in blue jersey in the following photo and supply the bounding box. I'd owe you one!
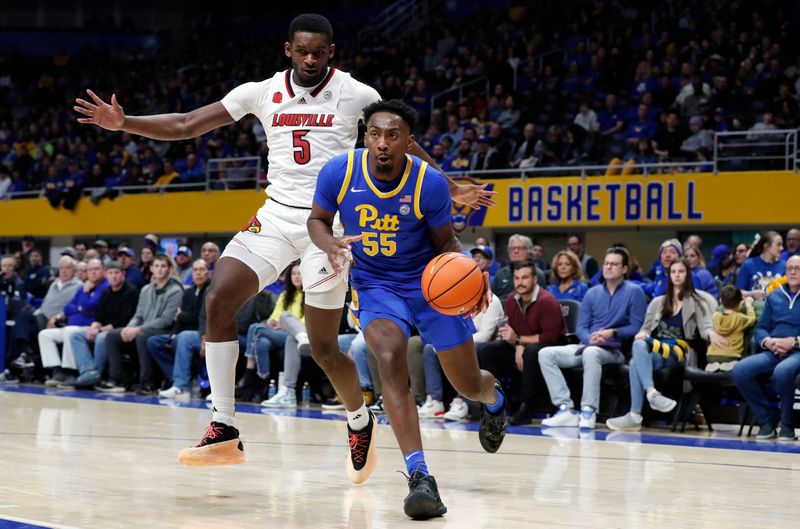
[75,14,495,471]
[308,100,507,520]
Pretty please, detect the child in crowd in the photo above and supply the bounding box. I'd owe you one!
[705,285,757,372]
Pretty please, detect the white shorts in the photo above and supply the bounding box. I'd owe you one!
[221,199,348,310]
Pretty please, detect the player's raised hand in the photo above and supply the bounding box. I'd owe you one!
[467,271,491,318]
[327,234,363,274]
[74,89,126,131]
[451,182,497,210]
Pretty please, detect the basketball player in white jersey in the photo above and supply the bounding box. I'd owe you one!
[75,14,494,476]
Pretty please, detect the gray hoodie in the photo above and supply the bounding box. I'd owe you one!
[127,277,183,331]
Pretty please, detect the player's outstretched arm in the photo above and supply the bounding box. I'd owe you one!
[75,89,234,141]
[408,141,496,210]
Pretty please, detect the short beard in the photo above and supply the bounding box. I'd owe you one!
[375,163,393,175]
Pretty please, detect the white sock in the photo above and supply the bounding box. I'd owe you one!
[206,340,239,427]
[347,402,369,431]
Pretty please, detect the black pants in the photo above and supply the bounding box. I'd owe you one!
[478,340,547,408]
[105,327,161,385]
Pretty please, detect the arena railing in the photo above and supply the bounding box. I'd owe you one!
[443,161,709,180]
[712,128,798,174]
[430,76,491,117]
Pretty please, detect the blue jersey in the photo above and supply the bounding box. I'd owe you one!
[314,148,452,289]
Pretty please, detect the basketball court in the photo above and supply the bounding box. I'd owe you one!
[1,385,798,529]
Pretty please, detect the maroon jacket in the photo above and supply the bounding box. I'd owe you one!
[505,288,567,345]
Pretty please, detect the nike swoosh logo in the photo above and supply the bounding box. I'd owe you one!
[350,187,366,193]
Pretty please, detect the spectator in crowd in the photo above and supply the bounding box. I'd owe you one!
[736,231,786,298]
[705,286,756,373]
[180,153,204,183]
[710,244,740,287]
[93,240,110,265]
[175,246,193,282]
[439,115,464,153]
[732,255,800,441]
[150,259,211,399]
[625,104,658,146]
[683,234,703,252]
[734,242,751,267]
[782,228,800,260]
[652,111,686,160]
[606,258,720,430]
[11,256,83,370]
[153,159,180,188]
[442,139,473,173]
[747,112,778,139]
[479,261,567,425]
[643,239,683,297]
[567,234,598,280]
[532,243,549,273]
[260,262,307,408]
[573,99,597,134]
[139,245,155,284]
[491,234,547,300]
[39,258,109,387]
[69,261,139,387]
[470,245,495,283]
[596,94,625,137]
[683,246,719,298]
[22,249,51,300]
[76,261,88,282]
[97,255,183,394]
[116,247,144,288]
[547,250,588,302]
[538,248,647,429]
[509,122,537,169]
[680,116,714,157]
[470,136,493,171]
[200,241,221,270]
[0,254,26,323]
[74,243,88,262]
[534,125,567,167]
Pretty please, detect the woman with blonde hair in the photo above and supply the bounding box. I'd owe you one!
[547,250,588,302]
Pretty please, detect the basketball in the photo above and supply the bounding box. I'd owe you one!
[421,252,485,316]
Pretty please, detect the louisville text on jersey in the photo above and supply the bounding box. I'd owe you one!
[271,113,335,127]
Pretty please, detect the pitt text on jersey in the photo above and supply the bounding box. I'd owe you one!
[355,204,399,257]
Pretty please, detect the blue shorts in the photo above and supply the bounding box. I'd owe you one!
[352,283,476,352]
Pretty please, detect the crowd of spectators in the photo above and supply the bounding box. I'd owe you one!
[2,1,800,203]
[3,227,800,439]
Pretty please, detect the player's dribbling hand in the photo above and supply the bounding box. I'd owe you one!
[74,89,125,131]
[328,234,363,274]
[451,182,497,210]
[467,271,491,318]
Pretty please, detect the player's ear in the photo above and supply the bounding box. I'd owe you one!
[406,134,415,152]
[329,43,335,59]
[284,42,292,59]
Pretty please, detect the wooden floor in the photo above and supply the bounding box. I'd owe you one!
[1,387,800,529]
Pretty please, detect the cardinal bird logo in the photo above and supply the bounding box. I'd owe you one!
[273,92,283,104]
[242,216,262,234]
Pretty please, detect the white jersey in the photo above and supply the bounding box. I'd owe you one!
[221,68,381,208]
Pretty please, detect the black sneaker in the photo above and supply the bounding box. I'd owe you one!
[403,471,447,520]
[368,395,385,415]
[234,368,262,400]
[13,352,36,369]
[95,380,125,393]
[135,382,156,396]
[347,410,377,484]
[322,394,346,410]
[509,402,533,426]
[178,421,245,466]
[479,381,507,453]
[778,425,797,442]
[0,369,19,383]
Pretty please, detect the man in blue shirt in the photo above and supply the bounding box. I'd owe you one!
[308,100,506,520]
[538,247,647,429]
[732,255,800,441]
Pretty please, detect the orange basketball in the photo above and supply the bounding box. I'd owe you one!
[421,252,485,316]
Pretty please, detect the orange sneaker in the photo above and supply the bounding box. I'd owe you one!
[178,421,245,466]
[347,410,377,484]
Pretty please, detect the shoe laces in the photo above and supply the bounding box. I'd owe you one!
[348,429,370,464]
[198,423,226,446]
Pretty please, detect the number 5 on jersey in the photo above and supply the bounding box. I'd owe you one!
[293,130,311,164]
[362,232,396,256]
